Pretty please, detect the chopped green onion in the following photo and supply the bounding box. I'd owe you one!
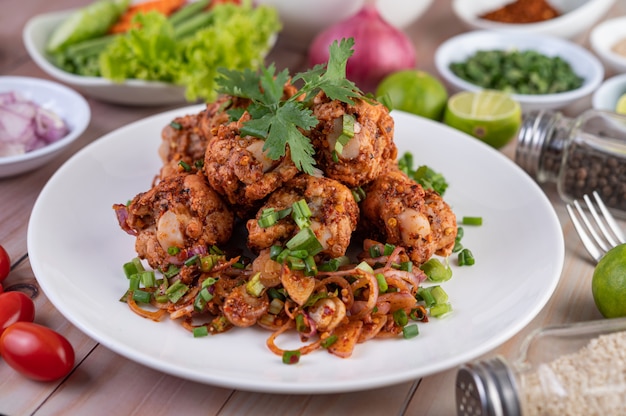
[163,264,180,278]
[334,114,356,154]
[269,245,283,260]
[165,280,189,303]
[458,248,475,266]
[140,270,156,288]
[286,228,323,256]
[258,208,280,228]
[351,186,366,203]
[393,309,408,327]
[275,248,290,264]
[184,255,199,267]
[194,159,204,169]
[403,324,419,339]
[462,216,483,226]
[201,277,218,288]
[375,273,388,293]
[369,245,381,258]
[383,243,396,256]
[246,272,265,297]
[267,287,286,301]
[123,258,143,278]
[288,249,309,259]
[167,246,181,255]
[400,261,413,272]
[409,307,427,321]
[430,302,453,318]
[303,292,329,308]
[295,314,309,333]
[128,276,140,291]
[282,350,301,365]
[200,254,223,272]
[356,261,374,274]
[420,258,452,282]
[287,256,305,270]
[321,334,338,348]
[193,326,209,338]
[303,255,318,276]
[268,297,284,314]
[291,199,312,229]
[132,289,151,304]
[170,121,182,130]
[429,285,449,304]
[417,287,436,308]
[318,256,350,272]
[178,160,191,172]
[194,292,207,312]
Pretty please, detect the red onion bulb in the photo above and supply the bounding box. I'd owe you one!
[307,4,416,94]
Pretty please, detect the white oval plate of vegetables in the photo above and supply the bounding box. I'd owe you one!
[23,0,280,106]
[28,106,564,394]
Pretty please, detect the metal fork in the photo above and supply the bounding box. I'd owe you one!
[566,191,626,263]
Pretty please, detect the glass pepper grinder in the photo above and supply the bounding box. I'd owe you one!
[455,317,626,416]
[515,109,626,218]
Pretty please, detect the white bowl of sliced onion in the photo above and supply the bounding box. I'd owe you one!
[0,76,90,177]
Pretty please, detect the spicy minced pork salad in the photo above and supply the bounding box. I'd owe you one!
[112,39,464,364]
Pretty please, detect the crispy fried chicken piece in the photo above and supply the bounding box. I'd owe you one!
[204,112,299,217]
[246,174,360,258]
[158,112,208,179]
[360,167,457,265]
[114,172,234,271]
[306,92,397,188]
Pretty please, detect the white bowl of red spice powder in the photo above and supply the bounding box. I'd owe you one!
[452,0,615,40]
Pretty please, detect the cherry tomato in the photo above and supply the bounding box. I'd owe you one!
[0,245,10,283]
[0,322,75,381]
[0,291,35,335]
[0,283,3,294]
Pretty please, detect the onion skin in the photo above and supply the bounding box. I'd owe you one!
[307,5,416,93]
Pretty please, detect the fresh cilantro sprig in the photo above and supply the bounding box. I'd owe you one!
[216,38,362,175]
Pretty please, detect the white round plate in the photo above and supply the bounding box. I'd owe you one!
[27,108,564,394]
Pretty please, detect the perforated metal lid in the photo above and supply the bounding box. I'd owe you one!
[455,356,521,416]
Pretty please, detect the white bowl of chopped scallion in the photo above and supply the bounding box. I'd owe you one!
[435,30,604,111]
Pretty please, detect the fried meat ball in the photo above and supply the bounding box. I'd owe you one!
[204,112,299,216]
[246,174,360,259]
[158,112,208,179]
[114,172,234,272]
[306,92,397,188]
[360,167,457,265]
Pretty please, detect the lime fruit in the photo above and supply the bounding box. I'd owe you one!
[592,243,626,318]
[615,93,626,115]
[443,90,522,149]
[375,70,448,121]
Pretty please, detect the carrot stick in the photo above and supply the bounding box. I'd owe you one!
[108,0,187,34]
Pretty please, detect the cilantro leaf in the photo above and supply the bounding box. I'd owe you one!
[294,38,362,103]
[215,37,361,174]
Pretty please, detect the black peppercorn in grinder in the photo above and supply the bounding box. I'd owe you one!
[515,109,626,218]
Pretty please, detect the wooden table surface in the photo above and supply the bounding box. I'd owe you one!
[2,1,626,415]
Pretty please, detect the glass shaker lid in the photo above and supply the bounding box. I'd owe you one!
[456,356,522,416]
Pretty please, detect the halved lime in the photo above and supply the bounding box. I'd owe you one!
[443,90,522,149]
[615,93,626,115]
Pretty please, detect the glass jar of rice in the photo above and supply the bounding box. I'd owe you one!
[455,318,626,416]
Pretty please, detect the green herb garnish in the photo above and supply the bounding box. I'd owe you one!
[216,38,363,174]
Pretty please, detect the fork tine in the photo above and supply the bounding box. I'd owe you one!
[582,194,619,250]
[591,191,626,245]
[566,201,603,262]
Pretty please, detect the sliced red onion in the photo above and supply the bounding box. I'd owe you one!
[35,108,69,143]
[0,91,70,157]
